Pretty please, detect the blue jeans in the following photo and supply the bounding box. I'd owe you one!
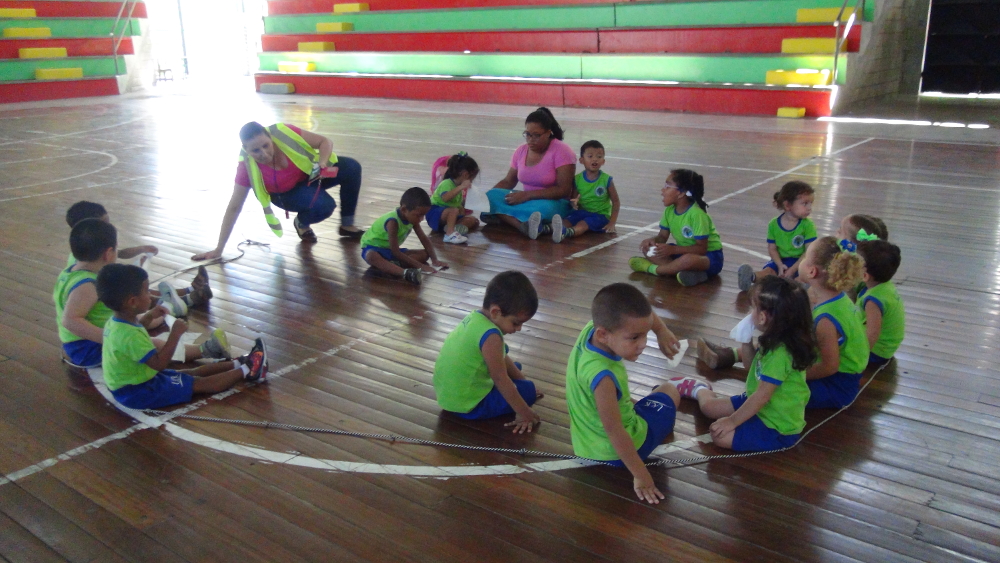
[269,156,362,227]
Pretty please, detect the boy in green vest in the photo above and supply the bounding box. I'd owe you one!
[433,271,542,433]
[96,264,267,409]
[54,220,231,368]
[856,240,905,366]
[552,140,620,243]
[566,283,691,504]
[360,187,448,285]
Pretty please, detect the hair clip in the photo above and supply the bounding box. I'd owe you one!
[457,151,468,157]
[856,228,879,242]
[839,239,857,253]
[685,191,693,198]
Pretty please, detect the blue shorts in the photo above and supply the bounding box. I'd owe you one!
[763,256,800,275]
[452,379,537,420]
[425,205,465,232]
[868,352,891,366]
[361,245,410,263]
[63,340,102,368]
[565,210,610,233]
[806,371,862,409]
[604,392,678,467]
[666,248,724,277]
[729,393,800,452]
[110,370,195,410]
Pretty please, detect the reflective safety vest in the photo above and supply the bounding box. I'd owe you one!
[239,123,338,237]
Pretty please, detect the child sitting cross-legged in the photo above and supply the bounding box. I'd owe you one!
[55,220,230,369]
[426,152,482,244]
[360,187,449,285]
[566,282,688,505]
[550,140,620,243]
[674,276,817,451]
[856,239,905,367]
[96,264,268,410]
[433,271,543,433]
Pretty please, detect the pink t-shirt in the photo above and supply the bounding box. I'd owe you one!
[234,124,309,194]
[510,138,576,192]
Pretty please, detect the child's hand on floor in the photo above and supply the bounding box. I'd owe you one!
[505,409,540,434]
[605,221,616,234]
[431,259,449,271]
[633,471,665,505]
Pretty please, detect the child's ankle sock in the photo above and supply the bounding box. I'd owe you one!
[539,224,552,235]
[565,227,575,238]
[646,263,659,275]
[731,347,740,361]
[239,364,250,376]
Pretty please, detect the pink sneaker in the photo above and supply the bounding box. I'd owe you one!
[670,377,711,400]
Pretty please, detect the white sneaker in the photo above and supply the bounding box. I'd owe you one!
[551,214,564,243]
[443,232,468,244]
[158,282,188,317]
[526,211,542,240]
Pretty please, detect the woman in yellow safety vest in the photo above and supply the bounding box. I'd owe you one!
[192,121,365,261]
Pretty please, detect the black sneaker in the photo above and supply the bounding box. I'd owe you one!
[244,338,268,382]
[403,268,421,285]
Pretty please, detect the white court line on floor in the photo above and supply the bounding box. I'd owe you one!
[720,242,770,261]
[0,115,147,148]
[0,174,154,203]
[0,141,119,193]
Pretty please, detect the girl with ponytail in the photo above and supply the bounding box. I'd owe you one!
[631,169,725,286]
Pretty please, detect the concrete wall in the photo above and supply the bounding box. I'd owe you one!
[833,0,931,112]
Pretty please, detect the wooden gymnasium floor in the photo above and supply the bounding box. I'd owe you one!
[1,89,999,563]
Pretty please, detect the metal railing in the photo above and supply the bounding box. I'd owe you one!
[831,0,866,86]
[110,0,138,74]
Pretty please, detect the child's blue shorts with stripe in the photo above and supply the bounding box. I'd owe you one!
[110,370,195,410]
[729,393,800,452]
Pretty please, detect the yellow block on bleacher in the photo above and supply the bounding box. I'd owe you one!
[765,69,832,86]
[796,7,854,22]
[298,42,336,52]
[781,38,843,54]
[316,22,354,32]
[35,67,84,80]
[19,47,68,59]
[0,8,37,17]
[333,3,369,13]
[278,61,317,73]
[3,27,52,38]
[776,107,806,118]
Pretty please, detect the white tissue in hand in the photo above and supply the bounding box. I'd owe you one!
[729,314,756,344]
[665,339,689,369]
[130,252,153,270]
[646,247,658,258]
[463,184,491,215]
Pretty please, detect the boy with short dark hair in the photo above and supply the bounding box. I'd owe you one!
[433,271,542,433]
[55,220,230,368]
[97,264,268,409]
[566,282,696,504]
[856,240,905,366]
[360,187,449,285]
[551,140,621,243]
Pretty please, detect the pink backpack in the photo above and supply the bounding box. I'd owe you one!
[430,155,450,194]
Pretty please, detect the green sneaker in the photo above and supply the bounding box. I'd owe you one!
[200,328,232,360]
[629,256,655,274]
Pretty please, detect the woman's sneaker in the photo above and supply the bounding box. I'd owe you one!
[443,232,468,244]
[158,282,188,317]
[243,338,268,382]
[551,214,564,243]
[199,328,232,360]
[403,268,421,285]
[669,377,712,400]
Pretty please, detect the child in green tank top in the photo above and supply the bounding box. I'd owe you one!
[550,140,620,243]
[432,271,542,433]
[798,237,869,409]
[856,239,905,366]
[361,187,448,285]
[674,276,817,452]
[565,283,686,505]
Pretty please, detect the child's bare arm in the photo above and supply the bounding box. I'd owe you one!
[386,220,425,269]
[864,300,883,350]
[62,284,105,343]
[710,381,776,438]
[606,181,621,233]
[413,224,446,269]
[482,334,538,433]
[640,228,670,253]
[806,318,841,380]
[650,313,680,358]
[505,355,526,380]
[766,243,785,274]
[117,245,159,260]
[439,180,469,202]
[594,378,663,504]
[145,319,187,372]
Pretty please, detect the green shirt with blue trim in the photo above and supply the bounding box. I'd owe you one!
[766,214,817,259]
[433,311,506,413]
[360,208,414,249]
[812,293,868,375]
[430,179,465,209]
[102,317,159,391]
[746,345,810,435]
[659,204,722,251]
[858,282,905,359]
[52,265,114,344]
[566,321,647,461]
[574,171,613,219]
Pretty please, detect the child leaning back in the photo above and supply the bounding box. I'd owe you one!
[550,140,620,243]
[360,187,449,285]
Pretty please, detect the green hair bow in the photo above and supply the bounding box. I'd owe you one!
[857,229,879,242]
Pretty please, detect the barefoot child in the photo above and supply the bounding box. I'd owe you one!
[798,236,869,408]
[433,271,542,433]
[566,283,686,504]
[55,220,231,368]
[673,276,816,451]
[66,200,212,316]
[737,181,817,291]
[427,152,481,244]
[856,239,905,366]
[630,169,724,286]
[551,140,620,243]
[360,187,449,285]
[96,264,268,409]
